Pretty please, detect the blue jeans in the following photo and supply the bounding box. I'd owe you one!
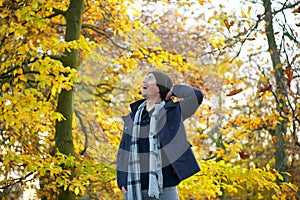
[124,186,179,200]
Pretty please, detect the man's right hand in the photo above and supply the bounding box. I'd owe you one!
[121,186,127,194]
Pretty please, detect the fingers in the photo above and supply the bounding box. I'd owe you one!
[121,186,127,194]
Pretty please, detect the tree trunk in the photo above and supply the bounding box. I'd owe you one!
[262,0,289,181]
[55,0,84,199]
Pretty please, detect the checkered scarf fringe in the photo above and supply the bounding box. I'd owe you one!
[127,101,165,200]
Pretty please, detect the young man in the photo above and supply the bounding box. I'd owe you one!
[116,70,204,200]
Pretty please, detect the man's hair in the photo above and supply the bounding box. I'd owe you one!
[149,70,173,100]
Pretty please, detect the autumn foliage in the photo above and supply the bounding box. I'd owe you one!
[0,0,299,199]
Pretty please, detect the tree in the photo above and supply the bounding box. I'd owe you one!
[0,0,134,198]
[0,0,198,199]
[262,0,293,181]
[114,0,299,199]
[197,0,300,197]
[0,0,299,199]
[53,0,84,199]
[143,0,300,198]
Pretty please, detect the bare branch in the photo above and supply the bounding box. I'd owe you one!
[82,24,130,51]
[74,110,88,155]
[0,172,35,190]
[46,8,66,19]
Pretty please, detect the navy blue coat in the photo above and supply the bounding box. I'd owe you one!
[116,84,204,189]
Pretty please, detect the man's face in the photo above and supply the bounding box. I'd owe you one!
[141,73,160,99]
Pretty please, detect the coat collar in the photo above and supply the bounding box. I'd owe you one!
[130,99,176,114]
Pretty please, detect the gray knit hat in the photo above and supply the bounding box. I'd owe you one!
[149,70,173,100]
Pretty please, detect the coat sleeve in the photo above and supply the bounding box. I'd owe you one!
[116,134,128,189]
[116,115,131,189]
[172,84,204,120]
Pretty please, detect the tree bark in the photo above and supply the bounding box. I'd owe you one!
[55,0,84,199]
[262,0,288,181]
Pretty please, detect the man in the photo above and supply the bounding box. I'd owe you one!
[117,70,204,200]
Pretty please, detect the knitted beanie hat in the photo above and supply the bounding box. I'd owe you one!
[149,70,173,100]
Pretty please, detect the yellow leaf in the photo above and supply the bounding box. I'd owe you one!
[266,164,270,171]
[223,142,230,151]
[64,184,68,191]
[175,11,181,17]
[247,6,252,16]
[113,187,120,193]
[51,112,65,121]
[2,83,10,91]
[219,37,226,47]
[74,187,79,195]
[133,21,141,29]
[241,10,247,18]
[51,87,56,96]
[19,75,27,82]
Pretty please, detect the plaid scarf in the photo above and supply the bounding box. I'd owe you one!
[127,101,165,200]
